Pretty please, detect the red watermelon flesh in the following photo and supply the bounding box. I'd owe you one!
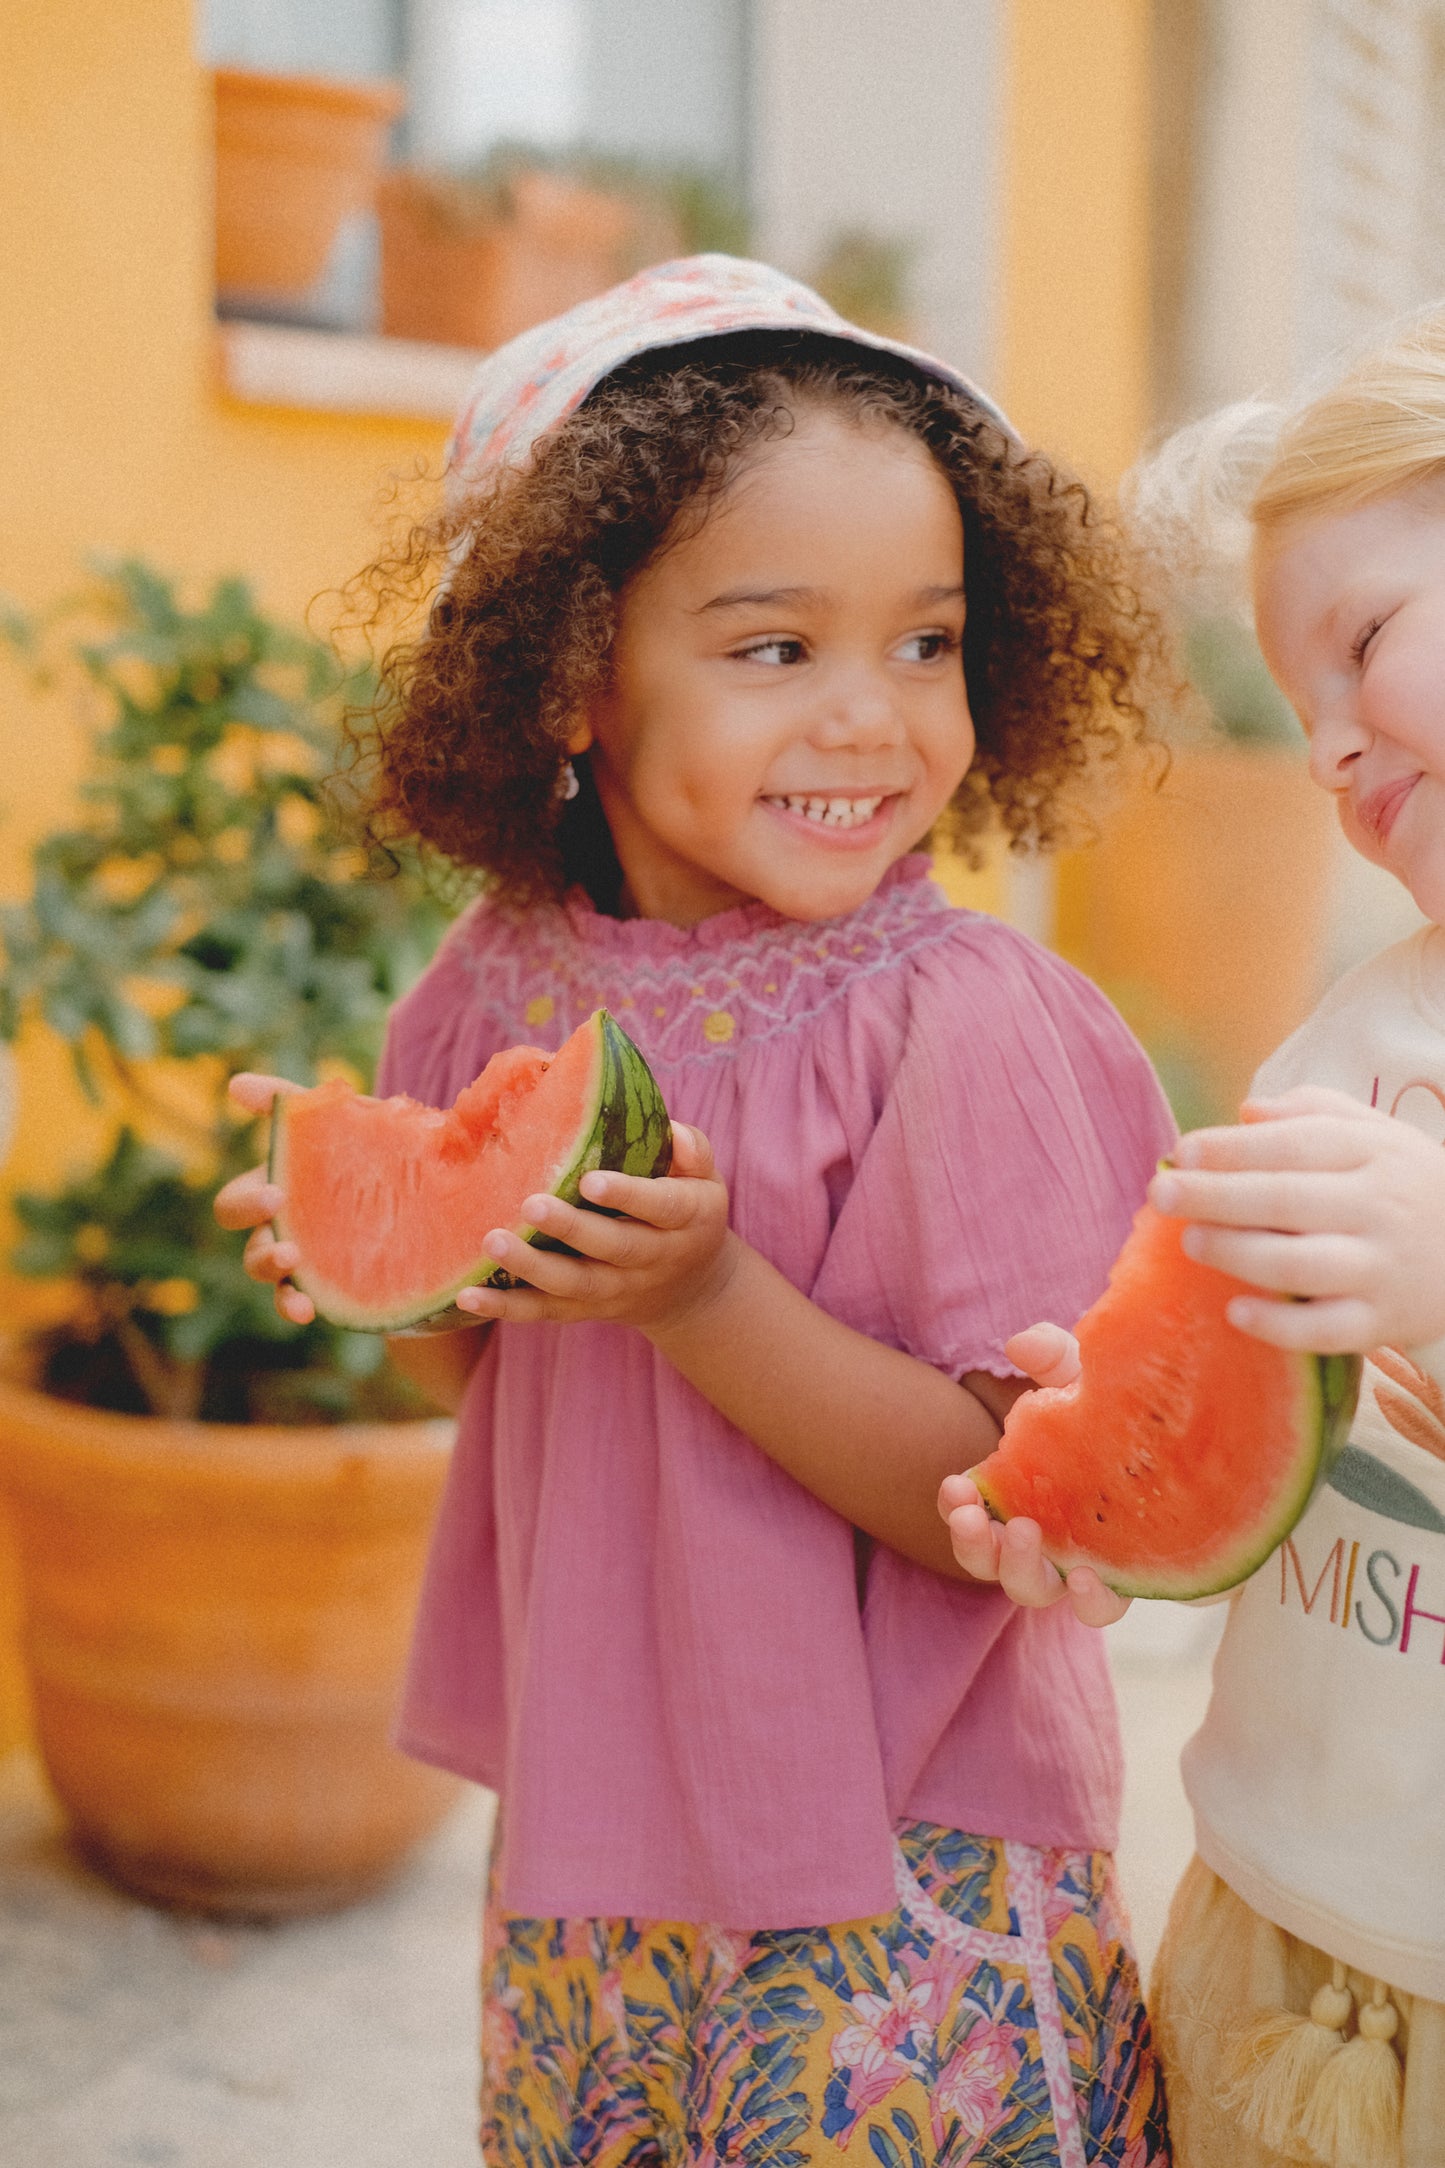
[270,1008,671,1333]
[971,1204,1359,1599]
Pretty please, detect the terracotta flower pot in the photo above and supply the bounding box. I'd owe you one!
[214,68,405,301]
[0,1499,29,1759]
[1055,746,1338,1115]
[378,166,640,350]
[0,1372,456,1916]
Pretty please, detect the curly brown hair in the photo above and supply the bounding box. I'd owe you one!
[350,332,1166,909]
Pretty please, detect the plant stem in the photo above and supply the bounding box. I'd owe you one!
[114,1313,205,1422]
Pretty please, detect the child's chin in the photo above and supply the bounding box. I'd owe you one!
[763,863,896,924]
[1405,864,1445,925]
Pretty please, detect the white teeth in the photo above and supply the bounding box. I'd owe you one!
[767,794,885,829]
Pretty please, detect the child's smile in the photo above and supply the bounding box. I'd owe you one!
[573,407,975,927]
[1254,479,1445,924]
[760,792,891,833]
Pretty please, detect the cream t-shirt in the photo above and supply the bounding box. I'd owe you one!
[1182,926,1445,2001]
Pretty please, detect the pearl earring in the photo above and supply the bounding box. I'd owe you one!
[557,759,580,802]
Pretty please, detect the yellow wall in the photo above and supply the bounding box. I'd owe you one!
[998,0,1153,484]
[995,0,1155,963]
[0,0,1159,1194]
[0,0,448,1203]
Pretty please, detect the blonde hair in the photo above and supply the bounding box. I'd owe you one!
[1254,307,1445,529]
[1127,303,1445,603]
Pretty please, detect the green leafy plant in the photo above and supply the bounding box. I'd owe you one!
[0,561,451,1423]
[809,228,916,338]
[1183,613,1304,749]
[1094,979,1229,1134]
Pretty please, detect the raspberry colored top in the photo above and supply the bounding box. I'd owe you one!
[379,858,1175,1926]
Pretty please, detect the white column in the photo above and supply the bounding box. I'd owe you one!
[749,0,1005,381]
[1180,0,1445,411]
[579,0,749,180]
[1183,0,1313,408]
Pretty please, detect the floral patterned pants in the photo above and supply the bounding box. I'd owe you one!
[480,1823,1171,2166]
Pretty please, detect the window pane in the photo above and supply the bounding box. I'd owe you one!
[406,0,748,181]
[406,0,586,167]
[580,1,749,185]
[199,0,403,79]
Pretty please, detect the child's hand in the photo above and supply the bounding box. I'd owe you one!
[938,1323,1130,1627]
[1149,1085,1445,1354]
[454,1122,733,1334]
[213,1073,316,1326]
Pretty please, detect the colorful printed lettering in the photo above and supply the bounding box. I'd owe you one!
[1355,1549,1402,1647]
[1280,1536,1345,1618]
[1399,1563,1445,1661]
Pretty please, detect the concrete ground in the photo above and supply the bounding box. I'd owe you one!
[0,1611,1218,2166]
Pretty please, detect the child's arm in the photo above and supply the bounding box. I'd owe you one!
[1148,1084,1445,1353]
[452,1124,1023,1581]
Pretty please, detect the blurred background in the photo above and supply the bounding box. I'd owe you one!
[4,0,1438,1204]
[0,3,1441,2161]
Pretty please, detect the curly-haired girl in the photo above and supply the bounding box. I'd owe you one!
[219,256,1175,2164]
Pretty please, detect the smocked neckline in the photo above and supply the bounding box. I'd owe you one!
[558,853,938,957]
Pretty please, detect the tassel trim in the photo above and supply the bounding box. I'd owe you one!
[1223,1960,1352,2158]
[1297,1977,1403,2168]
[1224,1965,1405,2168]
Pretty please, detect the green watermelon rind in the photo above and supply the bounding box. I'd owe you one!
[976,1348,1361,1602]
[268,1008,673,1336]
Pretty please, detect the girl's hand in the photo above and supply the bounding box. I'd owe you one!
[1149,1085,1445,1354]
[213,1073,316,1326]
[454,1122,733,1334]
[938,1323,1131,1627]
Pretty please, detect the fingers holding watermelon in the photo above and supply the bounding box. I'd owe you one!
[938,1321,1130,1625]
[216,1009,680,1335]
[938,1475,1131,1625]
[214,1075,316,1324]
[1001,1321,1081,1389]
[1149,1084,1445,1353]
[454,1122,734,1332]
[213,1165,282,1232]
[241,1227,315,1326]
[227,1071,305,1119]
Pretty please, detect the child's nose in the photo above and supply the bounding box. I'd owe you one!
[1307,705,1369,792]
[813,667,904,750]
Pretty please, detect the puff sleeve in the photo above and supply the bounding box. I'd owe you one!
[811,919,1177,1377]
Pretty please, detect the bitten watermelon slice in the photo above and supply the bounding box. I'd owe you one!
[270,1008,671,1333]
[972,1204,1360,1599]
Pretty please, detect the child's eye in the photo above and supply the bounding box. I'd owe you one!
[1349,615,1385,665]
[735,637,806,666]
[897,630,962,663]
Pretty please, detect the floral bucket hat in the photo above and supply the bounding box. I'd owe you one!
[446,251,1013,499]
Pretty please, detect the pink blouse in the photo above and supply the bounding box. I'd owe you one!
[378,857,1175,1926]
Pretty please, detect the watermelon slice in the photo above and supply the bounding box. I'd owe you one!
[270,1008,671,1333]
[972,1204,1360,1599]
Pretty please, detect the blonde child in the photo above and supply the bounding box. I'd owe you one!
[218,257,1177,2164]
[945,313,1445,2167]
